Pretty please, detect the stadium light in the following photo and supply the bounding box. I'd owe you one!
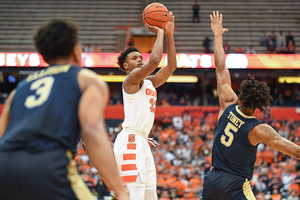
[278,77,300,83]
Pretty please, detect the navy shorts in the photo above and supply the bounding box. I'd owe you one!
[201,168,255,200]
[0,148,94,200]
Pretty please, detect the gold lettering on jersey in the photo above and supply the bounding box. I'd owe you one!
[227,111,245,128]
[27,65,71,82]
[146,88,157,97]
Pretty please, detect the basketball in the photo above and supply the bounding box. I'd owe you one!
[143,3,169,28]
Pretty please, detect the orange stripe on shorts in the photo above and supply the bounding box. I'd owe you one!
[127,143,136,150]
[121,164,137,171]
[121,175,138,183]
[123,153,136,160]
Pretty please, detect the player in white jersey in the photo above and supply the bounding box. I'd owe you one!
[114,12,176,200]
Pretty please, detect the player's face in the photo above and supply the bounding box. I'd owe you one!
[125,51,143,71]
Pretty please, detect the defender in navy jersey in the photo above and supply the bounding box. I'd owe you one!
[0,19,128,200]
[202,12,300,200]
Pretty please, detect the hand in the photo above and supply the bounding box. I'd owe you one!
[145,23,163,35]
[210,11,228,36]
[164,11,174,35]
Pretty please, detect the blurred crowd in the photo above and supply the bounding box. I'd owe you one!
[108,80,300,107]
[75,110,300,200]
[203,31,296,54]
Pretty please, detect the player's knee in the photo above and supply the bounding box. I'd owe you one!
[144,188,157,200]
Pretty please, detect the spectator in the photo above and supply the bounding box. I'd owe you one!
[287,40,295,54]
[203,36,211,53]
[223,41,230,53]
[295,171,300,187]
[127,36,134,47]
[260,31,268,47]
[270,31,278,48]
[286,31,295,47]
[287,190,300,200]
[263,146,275,166]
[282,169,295,192]
[192,1,200,23]
[268,173,282,193]
[278,126,289,139]
[84,44,92,52]
[93,45,101,52]
[172,113,183,130]
[245,45,256,54]
[235,45,245,53]
[271,188,281,200]
[277,31,286,48]
[96,176,110,199]
[267,40,276,54]
[288,179,300,197]
[255,177,268,193]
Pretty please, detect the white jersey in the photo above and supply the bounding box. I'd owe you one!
[122,78,157,138]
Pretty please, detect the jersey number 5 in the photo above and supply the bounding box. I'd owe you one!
[25,76,55,109]
[221,122,238,147]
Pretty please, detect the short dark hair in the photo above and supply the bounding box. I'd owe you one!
[33,19,79,63]
[117,46,140,71]
[238,74,273,112]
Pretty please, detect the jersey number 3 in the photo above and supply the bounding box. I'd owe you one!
[221,122,238,147]
[149,98,156,113]
[25,76,55,109]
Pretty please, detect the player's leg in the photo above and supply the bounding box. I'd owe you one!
[144,145,158,200]
[231,178,256,200]
[127,174,146,200]
[201,170,219,200]
[0,148,94,200]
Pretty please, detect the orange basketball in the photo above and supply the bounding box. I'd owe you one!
[143,3,169,28]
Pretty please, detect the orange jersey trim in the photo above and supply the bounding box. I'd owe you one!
[121,164,137,171]
[123,154,136,160]
[127,143,136,150]
[121,175,138,183]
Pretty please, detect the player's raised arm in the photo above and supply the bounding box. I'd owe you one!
[0,90,15,139]
[249,124,300,159]
[147,12,177,88]
[78,70,128,200]
[125,24,164,86]
[211,11,238,117]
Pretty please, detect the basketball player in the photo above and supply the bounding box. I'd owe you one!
[0,19,128,200]
[113,12,176,200]
[201,11,300,200]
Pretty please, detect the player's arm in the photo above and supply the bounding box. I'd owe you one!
[126,25,164,85]
[147,12,177,88]
[249,124,300,159]
[211,11,238,117]
[0,90,16,139]
[78,70,128,200]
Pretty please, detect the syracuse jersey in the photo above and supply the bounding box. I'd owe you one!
[121,78,157,138]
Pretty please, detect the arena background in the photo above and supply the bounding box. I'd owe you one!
[0,0,300,199]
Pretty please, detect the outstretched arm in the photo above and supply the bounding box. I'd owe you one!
[211,11,238,117]
[147,12,177,88]
[249,124,300,159]
[78,70,129,200]
[125,25,164,86]
[0,90,15,139]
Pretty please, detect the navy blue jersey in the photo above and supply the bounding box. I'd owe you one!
[0,65,82,154]
[212,104,262,180]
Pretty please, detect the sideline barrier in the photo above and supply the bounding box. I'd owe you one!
[1,104,299,121]
[0,53,300,69]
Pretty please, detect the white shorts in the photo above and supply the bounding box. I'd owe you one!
[113,129,156,189]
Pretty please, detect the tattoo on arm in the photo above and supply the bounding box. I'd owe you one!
[263,125,288,151]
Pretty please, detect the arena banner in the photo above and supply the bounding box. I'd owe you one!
[0,52,300,69]
[1,104,300,121]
